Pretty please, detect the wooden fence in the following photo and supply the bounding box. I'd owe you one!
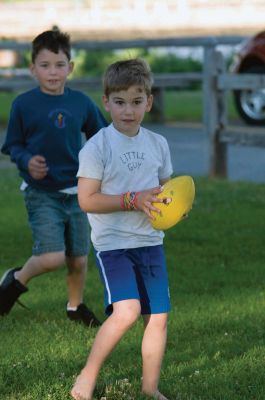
[1,35,264,178]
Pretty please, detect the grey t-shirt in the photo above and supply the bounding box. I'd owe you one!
[77,123,173,251]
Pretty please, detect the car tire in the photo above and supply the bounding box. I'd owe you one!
[234,65,265,125]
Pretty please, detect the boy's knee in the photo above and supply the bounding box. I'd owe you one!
[154,315,168,332]
[114,300,141,328]
[144,313,168,331]
[126,308,141,325]
[38,251,65,272]
[67,256,87,273]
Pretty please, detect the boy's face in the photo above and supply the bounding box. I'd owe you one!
[30,49,73,95]
[102,85,153,136]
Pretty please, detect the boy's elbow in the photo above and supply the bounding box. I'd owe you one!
[78,195,93,213]
[79,203,89,213]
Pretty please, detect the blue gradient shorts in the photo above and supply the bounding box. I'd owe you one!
[23,186,90,256]
[95,245,171,315]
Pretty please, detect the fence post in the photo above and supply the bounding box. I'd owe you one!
[203,46,227,177]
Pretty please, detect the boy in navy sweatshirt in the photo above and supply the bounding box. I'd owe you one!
[0,29,107,327]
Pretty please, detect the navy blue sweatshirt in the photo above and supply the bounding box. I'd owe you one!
[1,87,107,191]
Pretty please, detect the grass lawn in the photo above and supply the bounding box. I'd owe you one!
[0,170,265,399]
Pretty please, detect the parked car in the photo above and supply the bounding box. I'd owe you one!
[230,30,265,125]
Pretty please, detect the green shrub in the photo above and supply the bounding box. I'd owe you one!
[147,52,202,73]
[71,48,203,77]
[70,48,203,91]
[71,49,117,77]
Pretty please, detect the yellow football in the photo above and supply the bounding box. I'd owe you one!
[150,176,195,230]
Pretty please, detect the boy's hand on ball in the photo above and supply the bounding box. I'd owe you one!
[136,186,172,219]
[150,176,195,230]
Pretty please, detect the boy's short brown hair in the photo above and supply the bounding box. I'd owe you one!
[31,28,71,63]
[103,58,153,97]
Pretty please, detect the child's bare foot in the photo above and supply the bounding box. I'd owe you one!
[153,390,169,400]
[70,372,93,400]
[142,389,169,400]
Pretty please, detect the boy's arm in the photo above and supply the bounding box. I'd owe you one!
[2,101,48,179]
[1,102,32,171]
[83,102,108,140]
[78,177,121,213]
[78,177,169,219]
[2,131,48,179]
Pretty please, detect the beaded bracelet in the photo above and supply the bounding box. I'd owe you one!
[120,191,139,211]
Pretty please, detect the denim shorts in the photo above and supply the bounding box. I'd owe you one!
[95,245,171,315]
[23,186,90,256]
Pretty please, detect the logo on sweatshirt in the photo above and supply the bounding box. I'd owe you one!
[48,108,72,129]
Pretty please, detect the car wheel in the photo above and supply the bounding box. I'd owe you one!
[234,65,265,125]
